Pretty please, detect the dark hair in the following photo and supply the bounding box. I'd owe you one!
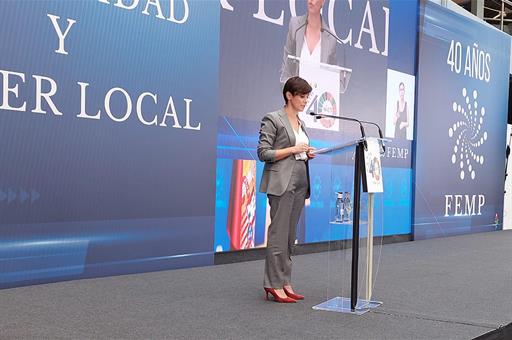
[283,76,312,104]
[399,82,405,89]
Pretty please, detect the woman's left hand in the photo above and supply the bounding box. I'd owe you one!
[307,147,316,159]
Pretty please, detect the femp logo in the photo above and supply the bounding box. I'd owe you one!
[443,40,494,217]
[448,87,488,181]
[444,87,488,217]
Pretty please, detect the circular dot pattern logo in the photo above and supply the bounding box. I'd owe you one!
[318,92,337,128]
[449,88,487,181]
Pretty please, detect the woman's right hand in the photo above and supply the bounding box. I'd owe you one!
[292,143,310,154]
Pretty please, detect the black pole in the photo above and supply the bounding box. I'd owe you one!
[351,142,363,310]
[505,133,511,191]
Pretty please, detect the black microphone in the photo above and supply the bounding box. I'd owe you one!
[358,119,386,153]
[308,111,366,140]
[309,112,386,153]
[321,27,347,65]
[282,19,307,73]
[321,27,350,93]
[320,27,343,45]
[359,120,383,139]
[294,20,307,40]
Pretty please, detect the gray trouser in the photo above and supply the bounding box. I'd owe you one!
[264,161,308,288]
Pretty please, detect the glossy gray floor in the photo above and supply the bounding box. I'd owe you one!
[1,230,511,339]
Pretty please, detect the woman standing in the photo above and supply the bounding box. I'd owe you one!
[394,82,409,139]
[280,0,337,83]
[257,77,315,303]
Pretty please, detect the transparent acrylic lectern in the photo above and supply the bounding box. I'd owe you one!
[312,137,386,315]
[285,54,352,91]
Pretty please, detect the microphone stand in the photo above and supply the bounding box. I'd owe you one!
[358,119,386,154]
[294,20,307,40]
[308,111,386,153]
[308,111,367,148]
[321,27,343,45]
[308,110,385,310]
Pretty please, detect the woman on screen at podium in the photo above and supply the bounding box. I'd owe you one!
[257,77,316,303]
[280,0,337,83]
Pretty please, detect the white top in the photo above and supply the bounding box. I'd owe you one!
[293,121,309,161]
[300,35,321,63]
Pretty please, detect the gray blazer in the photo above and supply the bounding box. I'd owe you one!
[280,15,338,83]
[257,109,310,198]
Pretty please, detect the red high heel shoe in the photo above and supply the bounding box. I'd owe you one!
[264,288,296,303]
[283,286,304,300]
